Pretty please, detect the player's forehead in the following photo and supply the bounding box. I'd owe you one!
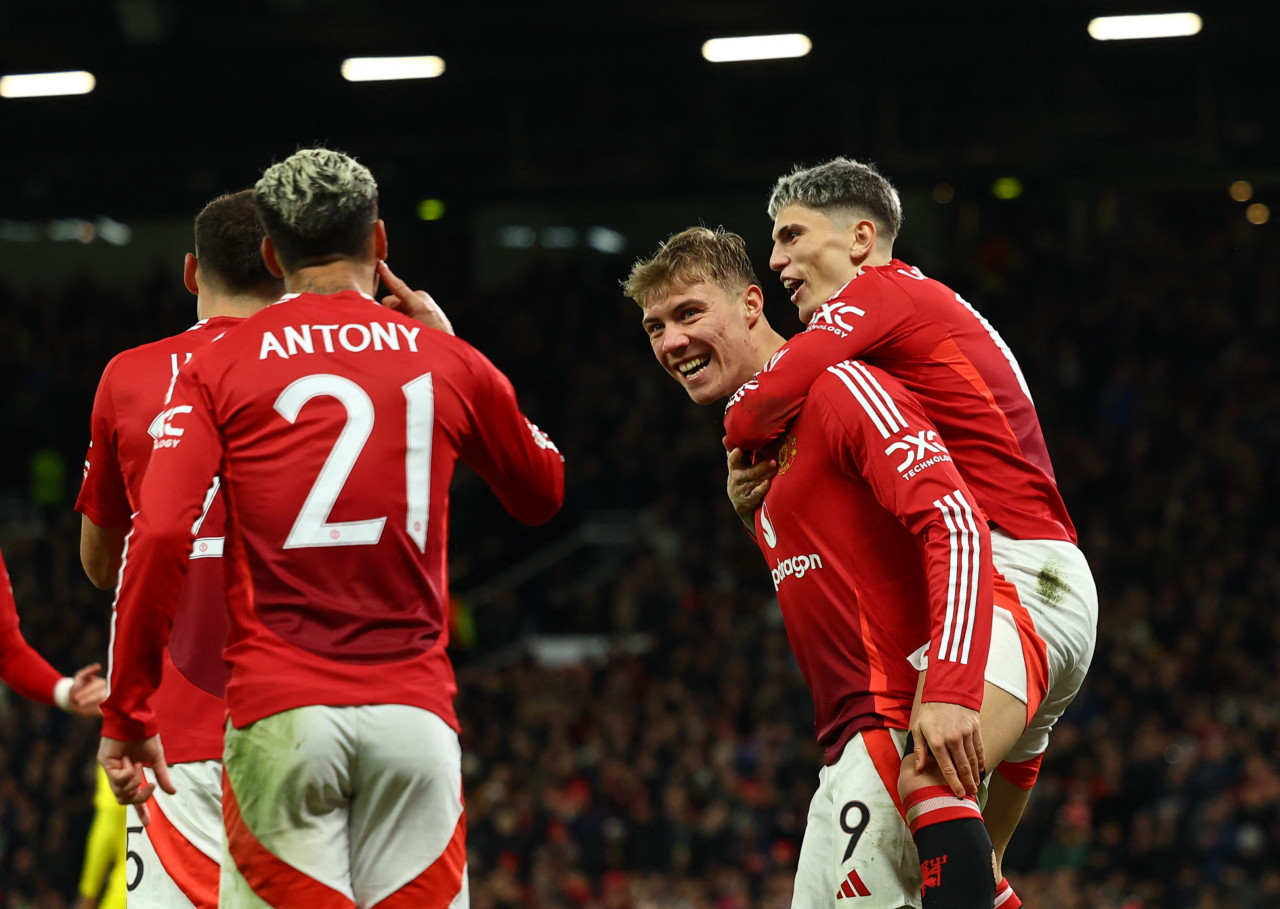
[772,203,836,236]
[642,281,730,320]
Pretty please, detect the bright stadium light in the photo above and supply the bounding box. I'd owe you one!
[702,34,812,63]
[0,70,96,98]
[340,56,445,82]
[1087,13,1202,41]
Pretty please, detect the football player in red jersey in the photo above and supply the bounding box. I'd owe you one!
[724,159,1098,908]
[97,148,565,908]
[0,546,105,715]
[77,190,283,907]
[628,226,1070,909]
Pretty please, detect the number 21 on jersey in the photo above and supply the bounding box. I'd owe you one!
[274,372,435,553]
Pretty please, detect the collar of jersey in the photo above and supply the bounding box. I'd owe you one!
[273,290,377,306]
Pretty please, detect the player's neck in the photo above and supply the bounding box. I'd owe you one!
[285,261,376,298]
[753,329,789,372]
[197,293,279,321]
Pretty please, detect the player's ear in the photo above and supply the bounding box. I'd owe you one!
[373,219,388,261]
[261,237,285,277]
[741,284,766,324]
[183,253,200,296]
[848,218,877,262]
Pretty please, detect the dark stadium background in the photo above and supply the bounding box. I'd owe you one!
[2,2,1279,906]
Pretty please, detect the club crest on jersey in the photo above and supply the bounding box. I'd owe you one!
[776,433,799,475]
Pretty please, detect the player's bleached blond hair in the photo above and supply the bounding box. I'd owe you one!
[623,226,759,309]
[767,157,903,241]
[254,147,379,269]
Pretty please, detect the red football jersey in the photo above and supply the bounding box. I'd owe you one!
[0,547,63,705]
[725,260,1076,544]
[755,359,991,765]
[77,317,242,763]
[101,292,565,742]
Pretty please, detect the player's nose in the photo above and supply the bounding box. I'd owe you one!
[768,244,787,272]
[662,325,690,353]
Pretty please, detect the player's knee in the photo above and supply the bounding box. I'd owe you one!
[898,751,945,802]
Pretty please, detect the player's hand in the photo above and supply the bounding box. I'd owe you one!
[726,448,776,520]
[68,662,107,716]
[912,701,984,797]
[97,735,176,827]
[376,260,455,335]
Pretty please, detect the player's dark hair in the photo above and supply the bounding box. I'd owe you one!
[193,190,280,294]
[623,225,759,308]
[254,148,379,271]
[768,157,903,241]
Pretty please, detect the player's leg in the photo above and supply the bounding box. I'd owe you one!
[824,728,920,908]
[983,769,1034,908]
[790,763,836,908]
[347,705,468,909]
[899,681,1024,909]
[901,584,1040,909]
[985,532,1099,906]
[132,761,222,908]
[78,766,128,909]
[219,708,357,908]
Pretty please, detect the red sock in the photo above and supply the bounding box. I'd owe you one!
[994,877,1021,908]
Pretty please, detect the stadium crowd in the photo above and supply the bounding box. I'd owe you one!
[0,187,1277,908]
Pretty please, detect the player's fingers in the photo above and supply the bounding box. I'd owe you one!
[152,754,177,796]
[913,734,928,773]
[75,662,103,680]
[946,749,971,798]
[753,457,778,475]
[108,769,142,804]
[134,799,152,828]
[376,259,411,293]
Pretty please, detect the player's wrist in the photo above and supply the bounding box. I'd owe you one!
[54,676,75,711]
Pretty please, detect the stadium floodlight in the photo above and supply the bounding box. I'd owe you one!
[340,56,445,82]
[0,71,96,99]
[702,33,812,63]
[1087,13,1202,41]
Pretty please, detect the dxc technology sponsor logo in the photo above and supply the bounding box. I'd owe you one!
[885,429,951,479]
[807,301,865,336]
[148,405,193,449]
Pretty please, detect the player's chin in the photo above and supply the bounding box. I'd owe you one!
[683,380,727,407]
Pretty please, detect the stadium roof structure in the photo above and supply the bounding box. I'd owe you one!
[1,0,1278,220]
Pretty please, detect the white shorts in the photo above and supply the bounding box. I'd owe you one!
[792,727,920,909]
[990,532,1097,763]
[219,704,469,909]
[908,533,1097,769]
[134,761,223,908]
